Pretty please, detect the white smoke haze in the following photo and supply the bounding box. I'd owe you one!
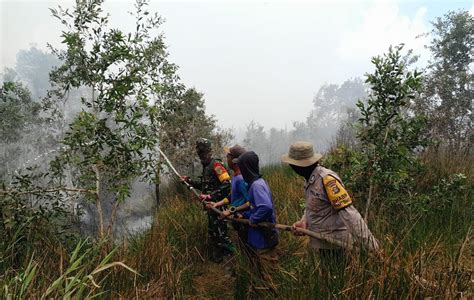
[2,0,470,130]
[1,0,472,238]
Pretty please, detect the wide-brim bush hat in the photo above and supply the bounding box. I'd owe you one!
[281,141,323,167]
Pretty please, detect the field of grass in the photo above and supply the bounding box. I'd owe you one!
[1,151,472,298]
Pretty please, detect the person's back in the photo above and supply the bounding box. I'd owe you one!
[282,141,379,251]
[237,151,279,250]
[305,165,374,249]
[245,177,278,249]
[283,141,379,293]
[237,151,279,282]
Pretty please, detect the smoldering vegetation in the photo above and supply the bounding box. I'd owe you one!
[1,48,157,240]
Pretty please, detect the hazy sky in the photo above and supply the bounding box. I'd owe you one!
[1,0,473,131]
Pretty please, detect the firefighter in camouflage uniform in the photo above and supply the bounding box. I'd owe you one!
[182,138,236,263]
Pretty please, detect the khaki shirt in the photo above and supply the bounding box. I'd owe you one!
[304,166,379,250]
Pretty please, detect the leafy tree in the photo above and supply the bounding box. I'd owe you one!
[242,122,295,165]
[160,88,230,172]
[46,0,183,237]
[357,44,428,220]
[0,82,42,182]
[420,10,473,152]
[243,121,270,160]
[237,78,367,165]
[335,107,361,148]
[291,120,311,142]
[11,47,61,100]
[306,78,367,149]
[0,170,72,271]
[267,127,291,164]
[157,88,232,204]
[0,82,41,143]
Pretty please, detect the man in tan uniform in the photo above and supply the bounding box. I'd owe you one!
[282,142,379,281]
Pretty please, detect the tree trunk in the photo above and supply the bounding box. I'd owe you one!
[155,183,160,207]
[155,159,161,207]
[93,164,105,239]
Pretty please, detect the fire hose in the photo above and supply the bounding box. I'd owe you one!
[157,148,355,250]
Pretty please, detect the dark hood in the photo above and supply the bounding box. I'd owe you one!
[237,151,261,185]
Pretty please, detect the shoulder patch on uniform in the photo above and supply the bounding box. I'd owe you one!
[213,162,224,174]
[323,175,352,210]
[213,162,230,183]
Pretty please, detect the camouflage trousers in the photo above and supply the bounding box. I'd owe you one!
[207,210,235,262]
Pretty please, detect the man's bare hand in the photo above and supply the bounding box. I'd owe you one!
[292,218,308,236]
[219,209,231,219]
[180,176,191,184]
[205,201,216,209]
[199,194,212,202]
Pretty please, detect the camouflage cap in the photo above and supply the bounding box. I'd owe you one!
[196,138,212,153]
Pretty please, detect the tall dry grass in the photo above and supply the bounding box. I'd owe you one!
[230,164,472,298]
[1,152,472,298]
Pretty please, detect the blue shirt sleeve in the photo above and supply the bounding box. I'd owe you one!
[248,183,273,224]
[239,181,250,202]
